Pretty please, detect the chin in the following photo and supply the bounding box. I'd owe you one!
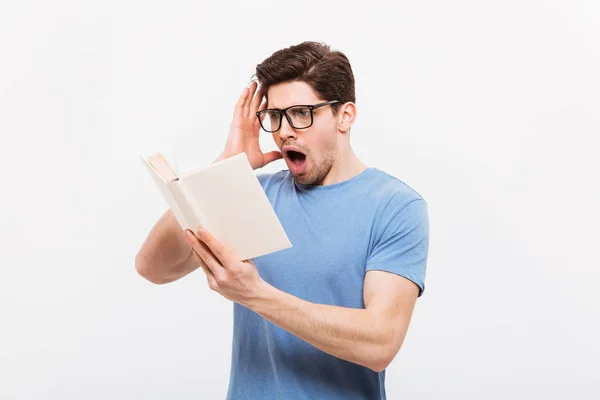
[287,163,310,182]
[288,158,331,186]
[292,175,312,185]
[289,169,308,182]
[292,168,327,186]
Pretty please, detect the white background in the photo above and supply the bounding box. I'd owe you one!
[1,0,599,399]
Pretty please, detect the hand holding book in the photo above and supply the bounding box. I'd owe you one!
[141,152,292,261]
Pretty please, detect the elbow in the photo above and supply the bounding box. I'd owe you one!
[368,350,395,373]
[366,338,404,373]
[135,252,170,285]
[368,355,392,373]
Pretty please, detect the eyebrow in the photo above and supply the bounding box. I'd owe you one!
[267,103,312,110]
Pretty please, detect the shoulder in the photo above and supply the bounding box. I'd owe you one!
[363,169,429,246]
[366,168,427,218]
[255,169,290,191]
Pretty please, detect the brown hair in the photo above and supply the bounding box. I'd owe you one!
[254,41,355,115]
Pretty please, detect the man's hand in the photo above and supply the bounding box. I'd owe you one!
[216,81,283,170]
[184,228,265,305]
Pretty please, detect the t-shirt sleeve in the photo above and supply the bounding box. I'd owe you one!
[365,198,430,297]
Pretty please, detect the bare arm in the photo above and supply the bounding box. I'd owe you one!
[246,270,419,372]
[135,209,200,284]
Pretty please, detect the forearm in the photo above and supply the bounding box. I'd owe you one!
[135,209,192,283]
[246,282,392,372]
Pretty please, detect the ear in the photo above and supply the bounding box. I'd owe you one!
[337,102,357,134]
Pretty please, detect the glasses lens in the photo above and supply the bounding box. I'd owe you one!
[287,106,312,129]
[259,110,281,132]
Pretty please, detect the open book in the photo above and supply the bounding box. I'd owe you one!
[141,152,292,260]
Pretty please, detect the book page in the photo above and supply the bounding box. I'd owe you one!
[179,153,292,260]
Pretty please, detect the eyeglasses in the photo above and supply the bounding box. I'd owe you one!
[256,100,341,133]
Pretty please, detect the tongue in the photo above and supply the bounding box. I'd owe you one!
[293,156,305,166]
[288,152,307,173]
[289,152,306,166]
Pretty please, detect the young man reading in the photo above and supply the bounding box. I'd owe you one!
[135,41,430,400]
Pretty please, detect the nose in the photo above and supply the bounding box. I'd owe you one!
[277,114,297,141]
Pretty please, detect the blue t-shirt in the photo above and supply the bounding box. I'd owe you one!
[226,167,429,400]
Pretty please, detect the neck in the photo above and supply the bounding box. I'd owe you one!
[321,141,369,186]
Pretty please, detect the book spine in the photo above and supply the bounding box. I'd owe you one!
[167,180,203,237]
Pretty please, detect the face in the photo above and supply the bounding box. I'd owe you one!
[266,81,340,186]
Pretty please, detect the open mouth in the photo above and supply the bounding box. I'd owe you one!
[286,150,307,166]
[284,148,308,174]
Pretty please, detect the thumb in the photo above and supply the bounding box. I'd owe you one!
[263,150,283,166]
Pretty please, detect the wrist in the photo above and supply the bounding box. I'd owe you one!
[243,279,277,311]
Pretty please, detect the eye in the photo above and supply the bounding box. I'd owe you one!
[292,108,310,118]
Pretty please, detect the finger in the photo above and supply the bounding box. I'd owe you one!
[243,81,258,114]
[234,86,250,116]
[258,100,268,123]
[185,230,225,277]
[196,228,235,268]
[194,250,219,290]
[191,246,214,279]
[263,150,283,165]
[196,240,225,279]
[250,85,265,117]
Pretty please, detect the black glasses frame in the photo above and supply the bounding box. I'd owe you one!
[256,100,341,133]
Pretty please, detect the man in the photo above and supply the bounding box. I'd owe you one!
[135,41,429,399]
